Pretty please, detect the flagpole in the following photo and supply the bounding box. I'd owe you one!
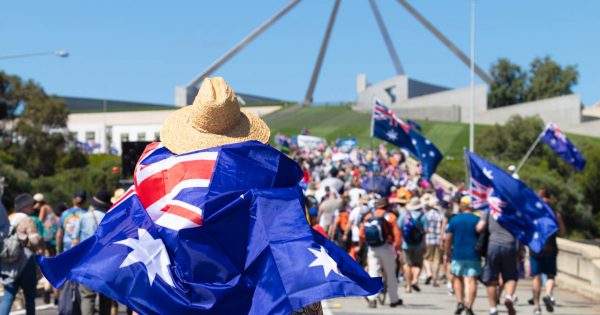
[513,127,547,175]
[469,0,476,152]
[464,148,472,199]
[370,99,376,150]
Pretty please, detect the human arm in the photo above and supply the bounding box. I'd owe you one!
[556,212,566,236]
[476,211,487,233]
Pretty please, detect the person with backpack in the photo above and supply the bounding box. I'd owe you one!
[359,198,402,308]
[444,196,481,315]
[0,193,43,315]
[397,197,428,293]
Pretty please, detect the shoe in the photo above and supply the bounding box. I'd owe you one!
[543,295,554,313]
[528,298,534,305]
[504,297,516,315]
[432,282,440,287]
[425,276,432,285]
[411,284,421,292]
[533,308,541,315]
[455,302,465,315]
[390,299,403,307]
[43,291,51,304]
[367,300,377,308]
[465,308,475,315]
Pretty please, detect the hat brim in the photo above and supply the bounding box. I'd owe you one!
[160,106,270,154]
[406,203,422,211]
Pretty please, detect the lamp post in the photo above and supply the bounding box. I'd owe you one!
[0,50,69,60]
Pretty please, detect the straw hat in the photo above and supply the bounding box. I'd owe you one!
[111,188,126,204]
[160,77,270,154]
[405,197,422,211]
[420,193,438,208]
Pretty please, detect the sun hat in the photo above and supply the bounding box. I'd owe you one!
[14,193,36,212]
[405,197,422,211]
[33,193,45,203]
[160,77,271,154]
[111,188,126,204]
[460,195,471,206]
[375,198,389,210]
[90,189,113,210]
[395,187,411,204]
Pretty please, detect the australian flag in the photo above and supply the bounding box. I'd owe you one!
[467,150,559,253]
[37,141,382,315]
[372,99,442,179]
[541,122,586,171]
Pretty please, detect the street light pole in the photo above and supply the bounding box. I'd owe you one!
[0,51,69,60]
[469,0,476,153]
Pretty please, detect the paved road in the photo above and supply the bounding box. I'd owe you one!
[8,279,599,315]
[324,279,600,315]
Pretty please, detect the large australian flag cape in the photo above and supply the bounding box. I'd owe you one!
[467,150,558,253]
[37,141,382,315]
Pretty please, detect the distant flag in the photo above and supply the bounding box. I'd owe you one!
[37,141,382,315]
[540,123,586,171]
[372,99,442,179]
[406,119,422,132]
[467,150,558,253]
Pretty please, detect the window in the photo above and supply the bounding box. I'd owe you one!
[137,132,146,141]
[85,131,95,141]
[120,133,129,143]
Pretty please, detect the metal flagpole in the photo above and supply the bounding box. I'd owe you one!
[513,128,547,175]
[469,0,476,152]
[370,99,376,149]
[303,0,342,105]
[369,0,405,75]
[186,0,302,88]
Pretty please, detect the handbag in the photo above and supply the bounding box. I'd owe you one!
[474,211,490,257]
[58,280,82,315]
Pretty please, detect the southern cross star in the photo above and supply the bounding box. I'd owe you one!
[308,246,343,278]
[386,129,398,141]
[115,228,175,287]
[483,167,494,179]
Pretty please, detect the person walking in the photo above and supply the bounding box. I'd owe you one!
[56,190,87,253]
[359,198,402,308]
[422,193,443,287]
[398,197,427,293]
[530,190,565,315]
[477,205,520,315]
[0,194,43,315]
[72,190,113,315]
[317,187,341,235]
[445,196,481,315]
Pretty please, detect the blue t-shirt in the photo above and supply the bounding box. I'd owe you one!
[397,210,428,250]
[446,212,480,261]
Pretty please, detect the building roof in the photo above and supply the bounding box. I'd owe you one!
[61,93,284,114]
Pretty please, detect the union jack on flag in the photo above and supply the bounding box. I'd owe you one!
[471,177,506,219]
[128,142,218,231]
[373,99,410,132]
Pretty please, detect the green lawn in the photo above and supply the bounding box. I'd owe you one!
[265,105,488,159]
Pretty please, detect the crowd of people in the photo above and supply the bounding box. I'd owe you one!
[0,187,128,315]
[294,142,565,315]
[0,140,565,315]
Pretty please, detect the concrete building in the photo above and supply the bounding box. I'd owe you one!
[354,74,600,137]
[64,96,282,154]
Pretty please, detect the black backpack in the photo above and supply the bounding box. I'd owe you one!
[364,211,391,247]
[58,281,82,315]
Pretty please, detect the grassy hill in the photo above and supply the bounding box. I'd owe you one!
[264,105,490,159]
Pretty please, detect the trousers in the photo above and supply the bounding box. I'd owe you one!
[79,284,112,315]
[366,243,400,303]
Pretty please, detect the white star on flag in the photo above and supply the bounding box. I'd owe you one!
[308,246,343,278]
[483,168,494,179]
[535,202,543,209]
[386,129,398,141]
[425,139,431,145]
[115,229,175,287]
[429,151,435,157]
[412,139,417,145]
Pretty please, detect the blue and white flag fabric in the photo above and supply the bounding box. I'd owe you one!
[540,122,586,171]
[37,141,382,315]
[372,99,442,179]
[407,119,422,132]
[467,150,558,253]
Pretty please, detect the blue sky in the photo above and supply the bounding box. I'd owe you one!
[1,1,598,106]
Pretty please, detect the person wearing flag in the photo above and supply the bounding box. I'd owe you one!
[37,77,382,315]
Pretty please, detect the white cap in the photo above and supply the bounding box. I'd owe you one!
[33,193,44,203]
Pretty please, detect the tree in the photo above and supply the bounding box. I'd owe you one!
[0,72,70,177]
[525,56,578,102]
[487,58,527,108]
